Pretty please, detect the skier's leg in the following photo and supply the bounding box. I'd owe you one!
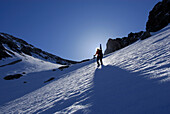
[100,57,103,65]
[97,56,100,67]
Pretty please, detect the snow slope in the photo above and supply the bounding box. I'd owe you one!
[0,51,63,105]
[0,24,170,114]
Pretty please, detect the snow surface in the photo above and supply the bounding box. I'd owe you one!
[0,51,63,105]
[0,25,170,114]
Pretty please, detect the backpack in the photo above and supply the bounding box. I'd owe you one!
[98,49,103,58]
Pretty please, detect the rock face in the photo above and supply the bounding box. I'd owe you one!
[0,33,77,65]
[4,74,23,80]
[0,42,12,60]
[104,31,145,55]
[146,0,170,32]
[104,38,122,55]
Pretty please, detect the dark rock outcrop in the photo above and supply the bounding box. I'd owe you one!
[140,31,151,40]
[58,65,69,71]
[146,0,170,32]
[44,77,55,83]
[4,74,23,80]
[0,43,11,60]
[104,31,144,55]
[104,38,122,55]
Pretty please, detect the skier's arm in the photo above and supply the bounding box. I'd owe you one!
[94,50,98,56]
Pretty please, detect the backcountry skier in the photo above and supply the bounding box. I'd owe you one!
[94,47,103,67]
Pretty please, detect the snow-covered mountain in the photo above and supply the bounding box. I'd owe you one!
[0,32,77,65]
[0,24,169,113]
[0,32,79,105]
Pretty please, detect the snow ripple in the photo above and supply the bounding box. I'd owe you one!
[104,25,170,82]
[0,63,96,114]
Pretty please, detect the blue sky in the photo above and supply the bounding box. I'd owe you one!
[0,0,161,61]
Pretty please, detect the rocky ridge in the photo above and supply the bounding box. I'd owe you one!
[146,0,170,32]
[104,31,150,55]
[0,33,77,65]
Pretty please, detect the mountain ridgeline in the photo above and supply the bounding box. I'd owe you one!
[0,33,78,65]
[104,31,150,55]
[104,0,170,55]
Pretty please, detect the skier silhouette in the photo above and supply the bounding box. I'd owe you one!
[94,44,103,67]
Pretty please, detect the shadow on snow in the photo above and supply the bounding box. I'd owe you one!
[90,65,170,114]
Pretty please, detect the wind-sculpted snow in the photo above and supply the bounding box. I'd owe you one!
[104,24,170,82]
[0,63,96,114]
[0,25,170,113]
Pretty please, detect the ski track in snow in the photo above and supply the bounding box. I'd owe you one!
[0,25,170,113]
